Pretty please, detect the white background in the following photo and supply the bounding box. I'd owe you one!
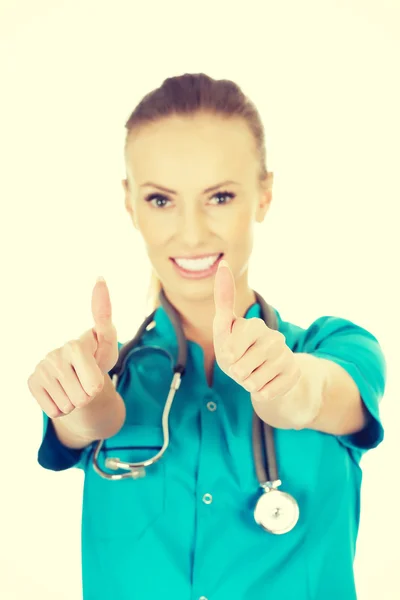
[1,1,399,598]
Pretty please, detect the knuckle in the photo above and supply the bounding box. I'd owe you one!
[65,339,82,356]
[36,360,49,379]
[270,333,284,351]
[44,349,63,370]
[269,329,280,340]
[48,406,62,419]
[77,392,91,406]
[251,317,263,330]
[88,379,102,397]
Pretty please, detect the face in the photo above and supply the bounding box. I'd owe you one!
[122,112,273,304]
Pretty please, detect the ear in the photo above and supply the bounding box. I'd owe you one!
[122,178,138,229]
[255,171,274,223]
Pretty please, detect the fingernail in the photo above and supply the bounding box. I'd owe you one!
[218,259,228,270]
[96,276,105,284]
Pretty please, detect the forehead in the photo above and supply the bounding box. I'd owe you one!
[125,113,258,187]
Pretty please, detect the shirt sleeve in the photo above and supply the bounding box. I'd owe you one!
[293,316,387,460]
[37,341,124,472]
[37,412,88,471]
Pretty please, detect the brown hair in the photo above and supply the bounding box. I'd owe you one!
[123,73,269,313]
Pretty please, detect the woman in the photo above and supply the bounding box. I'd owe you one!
[29,73,386,600]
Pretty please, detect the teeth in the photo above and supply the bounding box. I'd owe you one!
[174,254,220,271]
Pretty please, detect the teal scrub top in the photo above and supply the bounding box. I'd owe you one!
[38,301,386,600]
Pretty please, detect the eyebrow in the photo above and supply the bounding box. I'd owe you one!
[140,180,240,195]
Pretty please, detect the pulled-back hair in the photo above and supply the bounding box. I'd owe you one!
[123,73,269,312]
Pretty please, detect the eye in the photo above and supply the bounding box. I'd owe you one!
[210,191,236,205]
[144,190,236,209]
[144,193,171,208]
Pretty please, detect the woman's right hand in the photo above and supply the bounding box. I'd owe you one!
[27,277,119,419]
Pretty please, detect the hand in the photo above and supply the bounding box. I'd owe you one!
[213,261,303,417]
[27,277,119,419]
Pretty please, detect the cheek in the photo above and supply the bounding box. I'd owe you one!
[229,210,254,246]
[136,209,172,247]
[229,212,255,271]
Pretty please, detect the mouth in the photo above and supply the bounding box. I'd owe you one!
[170,253,224,279]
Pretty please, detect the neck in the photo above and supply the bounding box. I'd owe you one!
[162,279,257,349]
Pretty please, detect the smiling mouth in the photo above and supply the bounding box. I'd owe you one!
[170,253,223,273]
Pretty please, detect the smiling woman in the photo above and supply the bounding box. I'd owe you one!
[33,72,387,600]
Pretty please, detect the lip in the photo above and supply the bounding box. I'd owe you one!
[171,252,222,259]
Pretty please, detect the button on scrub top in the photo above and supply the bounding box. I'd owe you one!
[38,302,386,600]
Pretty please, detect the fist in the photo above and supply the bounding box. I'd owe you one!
[213,261,302,404]
[27,277,119,419]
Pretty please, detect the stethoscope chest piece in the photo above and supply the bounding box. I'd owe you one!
[254,488,299,535]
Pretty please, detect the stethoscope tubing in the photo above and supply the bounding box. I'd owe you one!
[91,288,300,534]
[92,288,280,487]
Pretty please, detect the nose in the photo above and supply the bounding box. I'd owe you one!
[178,206,209,246]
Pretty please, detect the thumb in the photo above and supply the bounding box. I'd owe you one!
[213,260,236,343]
[91,276,116,343]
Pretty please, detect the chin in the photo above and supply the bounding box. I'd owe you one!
[178,280,215,296]
[163,277,214,303]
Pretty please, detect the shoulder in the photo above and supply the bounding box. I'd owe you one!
[273,307,383,354]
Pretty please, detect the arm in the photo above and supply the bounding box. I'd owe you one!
[251,313,386,448]
[251,352,368,433]
[289,353,370,434]
[51,373,126,449]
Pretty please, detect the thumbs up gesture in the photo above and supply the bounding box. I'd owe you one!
[213,260,302,413]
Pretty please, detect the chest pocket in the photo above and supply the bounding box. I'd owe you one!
[84,425,166,541]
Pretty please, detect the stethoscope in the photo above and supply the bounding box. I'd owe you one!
[92,289,300,535]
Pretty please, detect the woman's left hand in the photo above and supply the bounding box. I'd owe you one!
[213,260,304,421]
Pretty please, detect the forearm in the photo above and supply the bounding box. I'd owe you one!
[52,373,126,449]
[253,353,369,435]
[299,354,370,435]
